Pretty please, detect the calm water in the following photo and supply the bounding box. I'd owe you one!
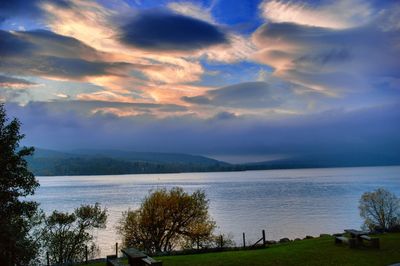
[33,166,400,256]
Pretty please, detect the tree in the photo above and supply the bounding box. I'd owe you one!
[359,188,400,232]
[0,103,42,266]
[118,187,216,254]
[42,203,107,265]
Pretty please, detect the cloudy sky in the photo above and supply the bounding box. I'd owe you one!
[1,0,399,162]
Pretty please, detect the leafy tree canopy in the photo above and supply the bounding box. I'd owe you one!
[118,187,216,254]
[42,203,107,265]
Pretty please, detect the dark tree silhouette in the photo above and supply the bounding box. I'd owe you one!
[0,104,41,265]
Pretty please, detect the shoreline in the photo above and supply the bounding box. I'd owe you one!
[35,164,400,177]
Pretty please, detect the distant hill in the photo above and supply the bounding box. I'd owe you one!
[27,148,400,176]
[70,149,224,165]
[27,148,233,176]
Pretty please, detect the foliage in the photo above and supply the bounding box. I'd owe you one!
[118,187,216,254]
[41,203,107,265]
[0,103,42,266]
[181,220,218,250]
[359,188,400,232]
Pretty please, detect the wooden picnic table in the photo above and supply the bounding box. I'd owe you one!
[122,248,148,266]
[342,229,380,248]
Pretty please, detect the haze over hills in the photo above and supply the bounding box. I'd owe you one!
[69,149,227,165]
[27,148,400,176]
[244,152,400,170]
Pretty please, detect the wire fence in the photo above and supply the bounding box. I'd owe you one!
[45,229,273,265]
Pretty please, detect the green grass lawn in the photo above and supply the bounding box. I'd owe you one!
[88,233,400,266]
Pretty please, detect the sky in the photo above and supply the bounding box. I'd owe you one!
[1,0,399,163]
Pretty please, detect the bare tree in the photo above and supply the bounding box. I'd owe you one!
[359,188,400,231]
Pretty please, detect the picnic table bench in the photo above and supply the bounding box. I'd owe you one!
[359,234,380,248]
[335,236,357,248]
[142,256,163,265]
[106,255,125,266]
[335,229,380,249]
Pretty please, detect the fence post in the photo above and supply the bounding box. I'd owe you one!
[116,242,118,257]
[262,230,266,246]
[85,245,88,264]
[220,235,223,248]
[243,233,246,248]
[47,252,50,266]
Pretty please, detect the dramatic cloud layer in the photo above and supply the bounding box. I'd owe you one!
[0,75,36,89]
[260,0,374,29]
[0,30,133,80]
[183,81,294,108]
[0,0,42,22]
[252,8,400,96]
[0,0,399,160]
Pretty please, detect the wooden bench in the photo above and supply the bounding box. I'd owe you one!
[142,256,163,265]
[360,235,380,249]
[106,255,125,266]
[121,248,162,266]
[335,236,357,248]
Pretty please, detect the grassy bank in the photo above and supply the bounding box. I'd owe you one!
[88,233,400,266]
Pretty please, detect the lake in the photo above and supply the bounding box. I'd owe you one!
[34,166,400,257]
